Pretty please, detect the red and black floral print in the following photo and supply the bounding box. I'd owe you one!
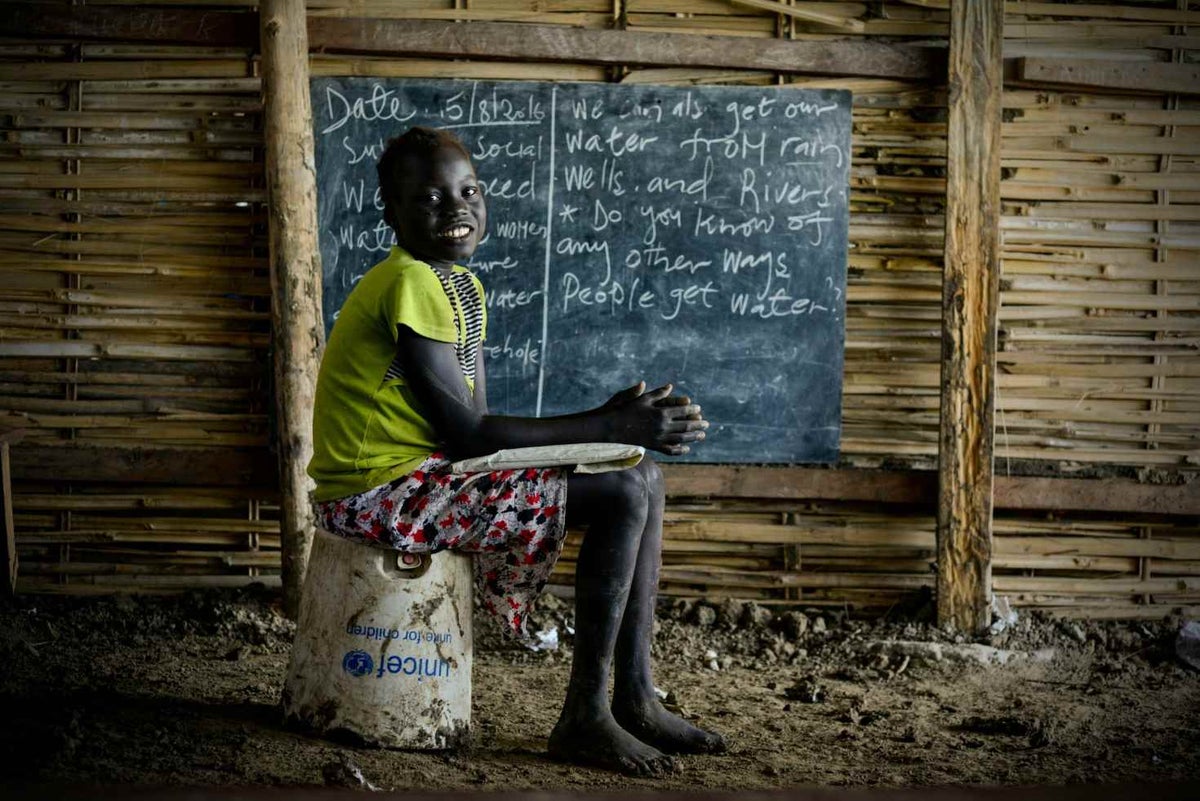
[316,452,568,643]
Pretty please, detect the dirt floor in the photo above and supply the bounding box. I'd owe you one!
[1,587,1198,793]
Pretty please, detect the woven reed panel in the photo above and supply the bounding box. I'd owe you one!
[998,86,1199,469]
[0,36,279,593]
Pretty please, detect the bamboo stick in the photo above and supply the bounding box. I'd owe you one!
[994,575,1200,594]
[20,561,267,576]
[310,57,608,82]
[310,10,608,28]
[904,1,1200,26]
[726,0,866,32]
[82,95,261,112]
[13,493,254,511]
[1029,605,1200,621]
[0,252,269,270]
[64,515,276,532]
[5,110,259,130]
[0,62,256,82]
[996,535,1200,560]
[16,531,281,547]
[0,342,257,362]
[17,574,281,589]
[11,581,180,596]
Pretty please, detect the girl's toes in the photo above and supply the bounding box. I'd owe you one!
[641,754,673,776]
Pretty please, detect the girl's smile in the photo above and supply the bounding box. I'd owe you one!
[437,223,473,242]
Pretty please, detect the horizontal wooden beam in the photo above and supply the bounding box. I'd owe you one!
[7,449,1194,517]
[992,476,1200,518]
[0,7,943,81]
[662,465,1200,517]
[1017,58,1200,96]
[661,464,936,505]
[0,5,258,47]
[307,19,942,80]
[9,446,277,489]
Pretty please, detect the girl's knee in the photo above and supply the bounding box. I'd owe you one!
[635,457,664,500]
[605,465,650,510]
[567,461,658,527]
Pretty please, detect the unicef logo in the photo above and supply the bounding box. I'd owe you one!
[342,649,374,677]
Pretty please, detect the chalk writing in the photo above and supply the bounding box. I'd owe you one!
[312,78,850,464]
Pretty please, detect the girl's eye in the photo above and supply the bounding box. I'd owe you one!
[463,186,478,198]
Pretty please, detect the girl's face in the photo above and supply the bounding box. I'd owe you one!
[390,144,487,270]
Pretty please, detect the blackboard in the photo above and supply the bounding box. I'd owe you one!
[311,78,849,464]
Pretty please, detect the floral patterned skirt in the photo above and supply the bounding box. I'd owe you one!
[315,452,568,642]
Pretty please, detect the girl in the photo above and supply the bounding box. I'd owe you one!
[308,126,724,776]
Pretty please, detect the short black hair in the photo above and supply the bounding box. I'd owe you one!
[376,126,471,211]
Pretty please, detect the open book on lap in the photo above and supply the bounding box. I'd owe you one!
[449,443,645,475]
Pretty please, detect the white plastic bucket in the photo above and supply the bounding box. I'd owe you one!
[282,528,473,749]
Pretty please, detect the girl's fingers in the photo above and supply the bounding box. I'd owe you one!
[665,416,707,432]
[611,381,645,404]
[645,389,707,455]
[661,430,706,445]
[654,395,691,408]
[654,403,701,422]
[645,383,674,401]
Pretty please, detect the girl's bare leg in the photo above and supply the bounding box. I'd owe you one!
[609,459,727,754]
[548,465,675,776]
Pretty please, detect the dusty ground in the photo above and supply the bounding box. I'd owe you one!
[1,587,1197,793]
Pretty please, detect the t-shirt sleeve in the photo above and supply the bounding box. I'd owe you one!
[471,273,488,342]
[382,264,457,344]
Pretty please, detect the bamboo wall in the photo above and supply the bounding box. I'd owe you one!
[0,20,279,592]
[987,3,1200,619]
[2,0,1196,619]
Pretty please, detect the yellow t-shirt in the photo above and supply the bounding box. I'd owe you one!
[308,246,487,502]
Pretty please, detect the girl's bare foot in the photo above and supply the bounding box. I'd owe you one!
[612,698,727,755]
[548,710,676,777]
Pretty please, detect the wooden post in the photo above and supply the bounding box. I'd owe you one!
[1,442,16,596]
[936,0,1003,633]
[261,0,324,618]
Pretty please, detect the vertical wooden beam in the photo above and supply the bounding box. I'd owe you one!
[261,0,324,618]
[937,0,1003,633]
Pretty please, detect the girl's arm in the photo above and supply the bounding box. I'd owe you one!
[471,340,489,416]
[470,341,666,422]
[398,326,706,460]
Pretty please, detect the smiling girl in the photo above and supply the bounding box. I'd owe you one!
[307,126,723,776]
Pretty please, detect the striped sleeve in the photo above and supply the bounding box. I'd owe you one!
[448,270,485,384]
